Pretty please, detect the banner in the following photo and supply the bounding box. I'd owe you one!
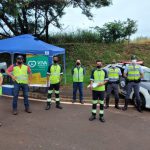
[26,55,49,86]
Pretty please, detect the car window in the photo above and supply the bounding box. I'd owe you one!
[143,71,150,81]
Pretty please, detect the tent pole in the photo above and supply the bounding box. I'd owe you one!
[63,53,66,84]
[11,53,14,65]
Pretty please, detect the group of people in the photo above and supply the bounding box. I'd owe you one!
[0,54,144,126]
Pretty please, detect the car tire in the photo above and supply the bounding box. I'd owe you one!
[133,94,146,110]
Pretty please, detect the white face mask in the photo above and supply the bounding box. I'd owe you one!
[132,59,137,64]
[112,64,116,68]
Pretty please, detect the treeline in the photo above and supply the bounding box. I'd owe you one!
[48,19,137,44]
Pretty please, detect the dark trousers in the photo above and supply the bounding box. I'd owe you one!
[92,91,105,118]
[73,82,83,102]
[106,83,119,106]
[47,83,60,105]
[13,83,29,110]
[125,82,141,108]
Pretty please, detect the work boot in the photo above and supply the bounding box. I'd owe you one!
[45,104,51,110]
[122,106,127,111]
[80,101,84,104]
[122,99,128,111]
[12,110,18,115]
[89,115,96,121]
[115,105,120,109]
[104,105,109,109]
[25,107,32,113]
[56,105,63,109]
[99,117,105,123]
[137,107,142,113]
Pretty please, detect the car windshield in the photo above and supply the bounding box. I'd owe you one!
[143,71,150,81]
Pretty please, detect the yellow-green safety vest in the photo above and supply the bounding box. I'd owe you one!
[49,64,61,84]
[93,69,106,91]
[108,68,120,81]
[73,67,84,82]
[127,65,140,80]
[13,65,28,84]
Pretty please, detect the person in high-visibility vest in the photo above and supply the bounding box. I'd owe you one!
[122,55,144,112]
[72,60,85,104]
[0,69,3,126]
[6,55,32,115]
[89,60,108,122]
[45,56,63,110]
[105,59,122,109]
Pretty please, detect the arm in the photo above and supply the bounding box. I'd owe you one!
[28,66,32,84]
[123,67,128,78]
[6,65,16,81]
[90,69,94,90]
[0,75,3,86]
[139,66,144,79]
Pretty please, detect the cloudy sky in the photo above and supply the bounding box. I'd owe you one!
[51,0,150,39]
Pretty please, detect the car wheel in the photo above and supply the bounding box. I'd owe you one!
[133,94,146,110]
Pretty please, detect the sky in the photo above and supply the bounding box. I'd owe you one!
[50,0,150,39]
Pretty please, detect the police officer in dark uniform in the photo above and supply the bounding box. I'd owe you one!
[105,59,122,109]
[122,55,144,112]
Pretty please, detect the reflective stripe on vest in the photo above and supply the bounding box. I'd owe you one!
[108,68,120,82]
[73,67,84,82]
[13,65,28,84]
[93,69,105,91]
[127,65,140,80]
[50,64,61,84]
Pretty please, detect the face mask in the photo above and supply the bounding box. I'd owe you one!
[112,64,116,68]
[97,66,101,69]
[54,60,58,63]
[17,61,22,65]
[132,59,137,64]
[76,62,80,66]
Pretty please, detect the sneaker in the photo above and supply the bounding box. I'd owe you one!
[12,110,18,115]
[99,117,105,123]
[25,108,32,113]
[89,115,96,121]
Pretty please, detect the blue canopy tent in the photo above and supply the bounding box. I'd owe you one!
[0,34,66,83]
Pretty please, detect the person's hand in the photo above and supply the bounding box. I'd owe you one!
[98,82,104,87]
[12,76,17,81]
[90,84,93,90]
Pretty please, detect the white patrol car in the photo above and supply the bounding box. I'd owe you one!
[104,62,150,109]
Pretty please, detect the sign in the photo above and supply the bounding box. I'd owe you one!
[26,55,49,85]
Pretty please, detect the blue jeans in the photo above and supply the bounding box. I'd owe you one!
[13,83,29,110]
[73,82,83,101]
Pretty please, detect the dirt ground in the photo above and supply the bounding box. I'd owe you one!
[0,97,150,150]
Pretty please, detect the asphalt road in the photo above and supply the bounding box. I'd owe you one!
[0,97,150,150]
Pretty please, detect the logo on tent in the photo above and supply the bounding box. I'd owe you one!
[28,61,36,68]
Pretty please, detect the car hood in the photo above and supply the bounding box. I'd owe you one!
[140,82,150,90]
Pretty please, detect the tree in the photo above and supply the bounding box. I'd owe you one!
[94,18,137,43]
[0,0,112,41]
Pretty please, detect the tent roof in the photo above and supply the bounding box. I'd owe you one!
[0,34,65,56]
